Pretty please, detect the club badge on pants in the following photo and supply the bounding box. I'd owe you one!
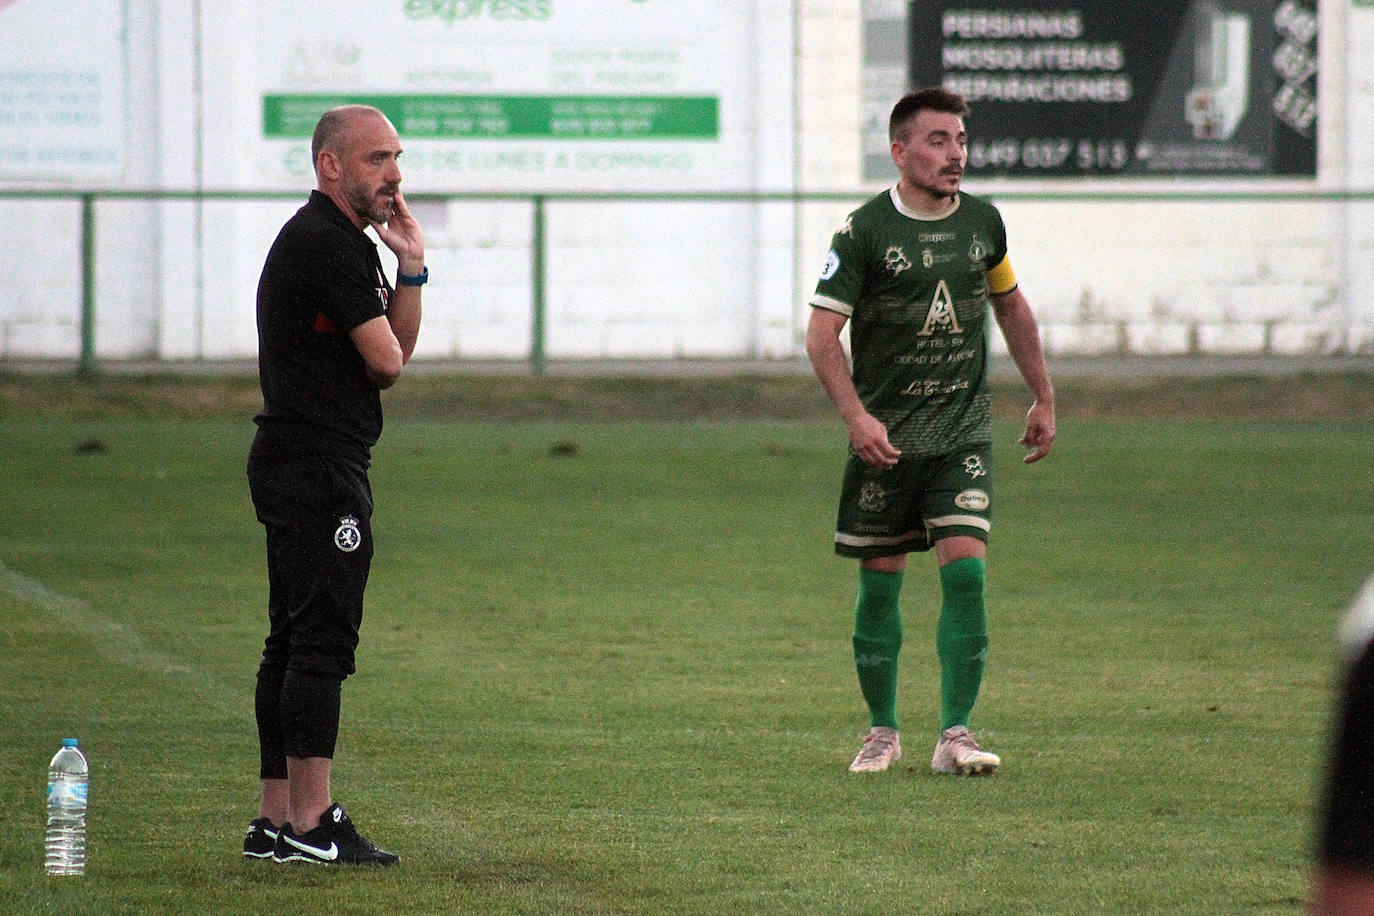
[334,515,362,552]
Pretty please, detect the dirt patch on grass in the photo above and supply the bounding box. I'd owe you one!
[0,373,264,420]
[1046,372,1374,421]
[1,369,1370,422]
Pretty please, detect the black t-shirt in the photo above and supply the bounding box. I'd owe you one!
[251,191,392,466]
[1320,636,1374,870]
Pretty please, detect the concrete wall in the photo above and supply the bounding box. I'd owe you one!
[1,0,1370,362]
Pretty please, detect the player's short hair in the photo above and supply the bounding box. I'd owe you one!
[889,88,971,143]
[311,105,386,171]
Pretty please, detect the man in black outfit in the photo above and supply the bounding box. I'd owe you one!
[241,104,425,866]
[1313,575,1374,913]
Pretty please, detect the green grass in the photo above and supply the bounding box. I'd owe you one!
[0,381,1369,913]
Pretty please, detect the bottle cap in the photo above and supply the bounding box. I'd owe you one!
[62,738,78,747]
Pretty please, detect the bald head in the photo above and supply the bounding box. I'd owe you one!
[311,105,391,173]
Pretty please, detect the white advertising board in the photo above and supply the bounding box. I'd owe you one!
[0,0,127,181]
[253,0,761,190]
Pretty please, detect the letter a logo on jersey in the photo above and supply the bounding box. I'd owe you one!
[917,280,963,336]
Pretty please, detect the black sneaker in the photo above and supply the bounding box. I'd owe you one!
[243,818,279,858]
[272,802,399,866]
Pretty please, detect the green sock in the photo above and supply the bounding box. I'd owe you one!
[853,567,904,730]
[937,557,988,731]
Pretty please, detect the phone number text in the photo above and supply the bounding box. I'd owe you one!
[968,138,1130,171]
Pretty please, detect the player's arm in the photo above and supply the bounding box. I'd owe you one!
[989,274,1055,463]
[805,306,901,468]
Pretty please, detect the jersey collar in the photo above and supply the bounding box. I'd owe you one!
[889,186,961,221]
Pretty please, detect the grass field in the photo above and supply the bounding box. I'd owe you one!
[0,371,1371,914]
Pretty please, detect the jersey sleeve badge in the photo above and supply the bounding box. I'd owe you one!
[819,249,841,281]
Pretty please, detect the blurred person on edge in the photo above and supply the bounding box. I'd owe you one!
[1312,574,1374,913]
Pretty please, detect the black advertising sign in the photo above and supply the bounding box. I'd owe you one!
[905,1,1317,176]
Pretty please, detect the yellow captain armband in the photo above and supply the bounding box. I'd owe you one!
[987,255,1017,297]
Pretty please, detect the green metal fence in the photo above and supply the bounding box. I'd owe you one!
[3,186,1373,373]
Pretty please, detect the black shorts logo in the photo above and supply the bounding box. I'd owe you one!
[334,516,362,552]
[858,481,887,513]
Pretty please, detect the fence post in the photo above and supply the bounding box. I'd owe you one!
[78,193,97,375]
[530,194,547,375]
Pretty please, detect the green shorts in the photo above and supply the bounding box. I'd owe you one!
[833,445,993,558]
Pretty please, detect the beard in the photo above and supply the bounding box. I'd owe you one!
[346,180,397,225]
[910,181,959,205]
[927,170,962,199]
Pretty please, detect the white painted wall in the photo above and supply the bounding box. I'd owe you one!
[1,1,1370,362]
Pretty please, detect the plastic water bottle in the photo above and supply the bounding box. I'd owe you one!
[45,738,88,876]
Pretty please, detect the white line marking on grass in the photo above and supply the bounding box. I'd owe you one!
[1,559,233,705]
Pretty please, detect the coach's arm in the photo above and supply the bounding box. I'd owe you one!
[350,318,405,390]
[351,189,425,390]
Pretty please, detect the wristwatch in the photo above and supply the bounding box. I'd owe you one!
[397,266,428,286]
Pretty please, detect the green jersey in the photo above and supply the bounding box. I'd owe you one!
[810,188,1015,457]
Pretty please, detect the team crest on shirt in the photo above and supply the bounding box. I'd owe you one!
[334,515,362,552]
[884,246,912,276]
[859,481,887,512]
[967,236,988,264]
[962,455,987,479]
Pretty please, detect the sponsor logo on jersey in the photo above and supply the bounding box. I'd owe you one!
[917,280,963,336]
[922,248,934,269]
[955,489,990,511]
[819,249,840,281]
[334,515,362,552]
[883,246,912,276]
[902,378,972,396]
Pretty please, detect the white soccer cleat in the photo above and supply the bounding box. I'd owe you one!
[849,727,902,772]
[931,725,1000,776]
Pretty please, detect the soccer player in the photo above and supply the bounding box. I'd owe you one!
[242,105,424,864]
[1312,575,1374,914]
[806,87,1055,775]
